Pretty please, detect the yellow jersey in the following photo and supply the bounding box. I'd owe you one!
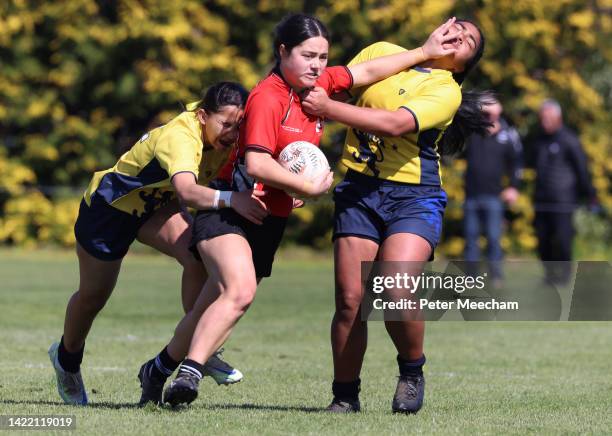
[342,42,462,185]
[84,109,230,217]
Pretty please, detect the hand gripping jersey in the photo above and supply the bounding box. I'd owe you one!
[230,66,353,217]
[83,109,231,217]
[342,42,462,185]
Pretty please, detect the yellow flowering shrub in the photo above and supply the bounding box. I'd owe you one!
[0,0,609,254]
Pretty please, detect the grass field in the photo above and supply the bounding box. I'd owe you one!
[1,248,611,435]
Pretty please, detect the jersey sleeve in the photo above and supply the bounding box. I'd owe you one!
[316,66,353,96]
[154,122,201,179]
[401,78,462,132]
[348,41,406,67]
[242,91,284,155]
[346,41,406,96]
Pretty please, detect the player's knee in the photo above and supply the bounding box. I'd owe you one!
[335,287,363,315]
[76,288,112,313]
[225,278,257,314]
[232,297,254,314]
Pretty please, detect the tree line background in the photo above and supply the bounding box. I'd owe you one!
[1,0,610,258]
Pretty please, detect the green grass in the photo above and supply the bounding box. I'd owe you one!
[1,248,611,435]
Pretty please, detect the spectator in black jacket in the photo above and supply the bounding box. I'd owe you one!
[463,98,522,285]
[532,99,597,285]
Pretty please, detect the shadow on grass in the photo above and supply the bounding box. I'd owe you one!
[1,399,324,413]
[197,403,325,413]
[0,399,138,409]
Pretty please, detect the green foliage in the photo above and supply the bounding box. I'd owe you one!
[574,207,612,259]
[1,0,610,255]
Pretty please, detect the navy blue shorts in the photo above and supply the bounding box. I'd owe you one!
[74,196,153,261]
[333,170,447,251]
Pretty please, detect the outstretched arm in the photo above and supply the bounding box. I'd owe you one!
[303,88,417,137]
[303,76,461,138]
[303,19,463,137]
[348,17,459,88]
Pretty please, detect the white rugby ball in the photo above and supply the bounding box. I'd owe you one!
[277,141,329,179]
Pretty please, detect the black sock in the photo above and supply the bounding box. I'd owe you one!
[57,336,84,373]
[397,354,426,377]
[177,359,205,381]
[332,378,361,401]
[149,346,180,380]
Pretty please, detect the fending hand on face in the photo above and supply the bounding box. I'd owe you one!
[421,17,462,60]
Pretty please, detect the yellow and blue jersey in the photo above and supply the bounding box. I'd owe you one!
[341,42,462,185]
[84,108,230,217]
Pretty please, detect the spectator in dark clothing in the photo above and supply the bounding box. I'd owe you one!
[463,99,522,284]
[532,99,597,285]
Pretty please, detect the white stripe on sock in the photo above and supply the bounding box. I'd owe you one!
[180,365,202,379]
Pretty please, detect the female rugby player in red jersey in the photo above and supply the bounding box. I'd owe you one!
[152,14,462,407]
[300,19,491,413]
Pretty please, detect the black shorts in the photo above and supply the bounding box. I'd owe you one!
[74,197,154,261]
[190,208,287,278]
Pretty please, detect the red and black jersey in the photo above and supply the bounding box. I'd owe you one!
[228,66,353,217]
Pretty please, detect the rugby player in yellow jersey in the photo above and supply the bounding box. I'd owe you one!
[48,82,267,406]
[302,19,493,413]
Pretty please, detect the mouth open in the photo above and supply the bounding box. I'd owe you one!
[446,37,460,48]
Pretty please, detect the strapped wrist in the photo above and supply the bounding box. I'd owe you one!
[213,190,232,209]
[219,191,232,208]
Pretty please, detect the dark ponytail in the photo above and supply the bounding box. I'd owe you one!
[273,13,329,64]
[196,81,249,113]
[438,90,496,155]
[439,19,491,155]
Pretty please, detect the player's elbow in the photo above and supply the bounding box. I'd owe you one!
[174,186,195,206]
[171,172,197,206]
[245,161,262,179]
[379,121,410,137]
[245,152,268,179]
[380,125,404,137]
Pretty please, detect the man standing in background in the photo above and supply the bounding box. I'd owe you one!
[463,98,523,287]
[532,99,597,286]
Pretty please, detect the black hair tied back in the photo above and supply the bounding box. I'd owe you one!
[197,82,249,113]
[273,13,329,63]
[438,18,492,155]
[439,89,497,156]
